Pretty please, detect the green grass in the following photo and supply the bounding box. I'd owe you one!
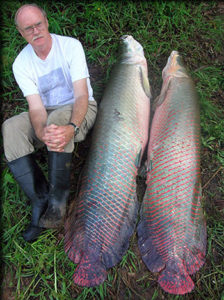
[1,1,224,299]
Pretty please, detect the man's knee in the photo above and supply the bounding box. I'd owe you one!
[47,105,72,126]
[2,117,16,139]
[2,113,37,161]
[2,113,29,139]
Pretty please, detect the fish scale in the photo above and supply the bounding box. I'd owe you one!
[64,35,151,287]
[138,51,206,295]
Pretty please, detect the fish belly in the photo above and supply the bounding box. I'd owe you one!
[138,72,206,295]
[65,64,150,287]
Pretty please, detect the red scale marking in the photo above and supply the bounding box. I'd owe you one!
[86,192,125,225]
[151,149,200,167]
[85,215,119,250]
[107,182,135,203]
[148,198,197,219]
[153,150,197,167]
[148,170,199,194]
[150,166,200,185]
[146,211,195,232]
[83,192,123,226]
[147,190,198,214]
[148,207,194,227]
[145,219,194,240]
[150,230,185,250]
[91,177,133,208]
[145,178,200,208]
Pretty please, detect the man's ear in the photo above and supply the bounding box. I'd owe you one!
[17,26,24,37]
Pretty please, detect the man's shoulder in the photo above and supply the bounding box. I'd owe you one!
[52,33,82,48]
[13,44,32,68]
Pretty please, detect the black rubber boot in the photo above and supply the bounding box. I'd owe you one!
[7,154,49,242]
[39,151,72,229]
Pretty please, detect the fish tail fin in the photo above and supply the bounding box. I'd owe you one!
[73,254,107,287]
[158,259,194,295]
[137,220,165,272]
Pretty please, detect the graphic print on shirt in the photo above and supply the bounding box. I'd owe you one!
[38,68,74,107]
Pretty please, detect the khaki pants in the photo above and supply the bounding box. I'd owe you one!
[2,101,97,162]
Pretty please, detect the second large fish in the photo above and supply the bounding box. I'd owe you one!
[138,51,207,295]
[64,35,151,287]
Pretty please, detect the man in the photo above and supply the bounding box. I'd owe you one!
[2,4,97,242]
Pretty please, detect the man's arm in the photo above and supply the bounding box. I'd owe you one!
[39,78,89,152]
[52,77,89,145]
[70,78,89,126]
[26,79,89,152]
[26,94,61,151]
[27,94,47,141]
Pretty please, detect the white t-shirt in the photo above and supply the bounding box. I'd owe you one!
[13,34,94,108]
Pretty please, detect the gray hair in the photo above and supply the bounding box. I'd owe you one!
[14,3,47,27]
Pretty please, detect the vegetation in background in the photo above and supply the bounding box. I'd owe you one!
[1,1,223,299]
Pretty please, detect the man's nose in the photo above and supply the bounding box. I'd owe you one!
[33,26,40,34]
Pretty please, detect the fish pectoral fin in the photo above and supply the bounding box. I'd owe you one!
[140,66,151,99]
[135,147,142,168]
[138,163,147,178]
[153,79,171,111]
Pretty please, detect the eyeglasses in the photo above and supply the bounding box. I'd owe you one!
[21,21,45,35]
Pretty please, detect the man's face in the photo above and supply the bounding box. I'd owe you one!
[16,7,50,48]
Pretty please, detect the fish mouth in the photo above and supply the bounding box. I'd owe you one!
[168,51,184,67]
[167,50,180,68]
[120,35,145,62]
[121,35,135,46]
[170,50,179,59]
[121,35,132,40]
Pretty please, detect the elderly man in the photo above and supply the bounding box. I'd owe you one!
[2,4,97,242]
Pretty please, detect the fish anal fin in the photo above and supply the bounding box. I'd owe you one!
[73,254,107,287]
[158,259,194,295]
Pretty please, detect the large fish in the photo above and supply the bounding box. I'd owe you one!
[64,35,151,287]
[137,51,207,295]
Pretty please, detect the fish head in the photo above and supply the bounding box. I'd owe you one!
[120,35,146,65]
[162,50,189,80]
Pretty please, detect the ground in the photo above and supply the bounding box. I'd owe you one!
[1,2,224,299]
